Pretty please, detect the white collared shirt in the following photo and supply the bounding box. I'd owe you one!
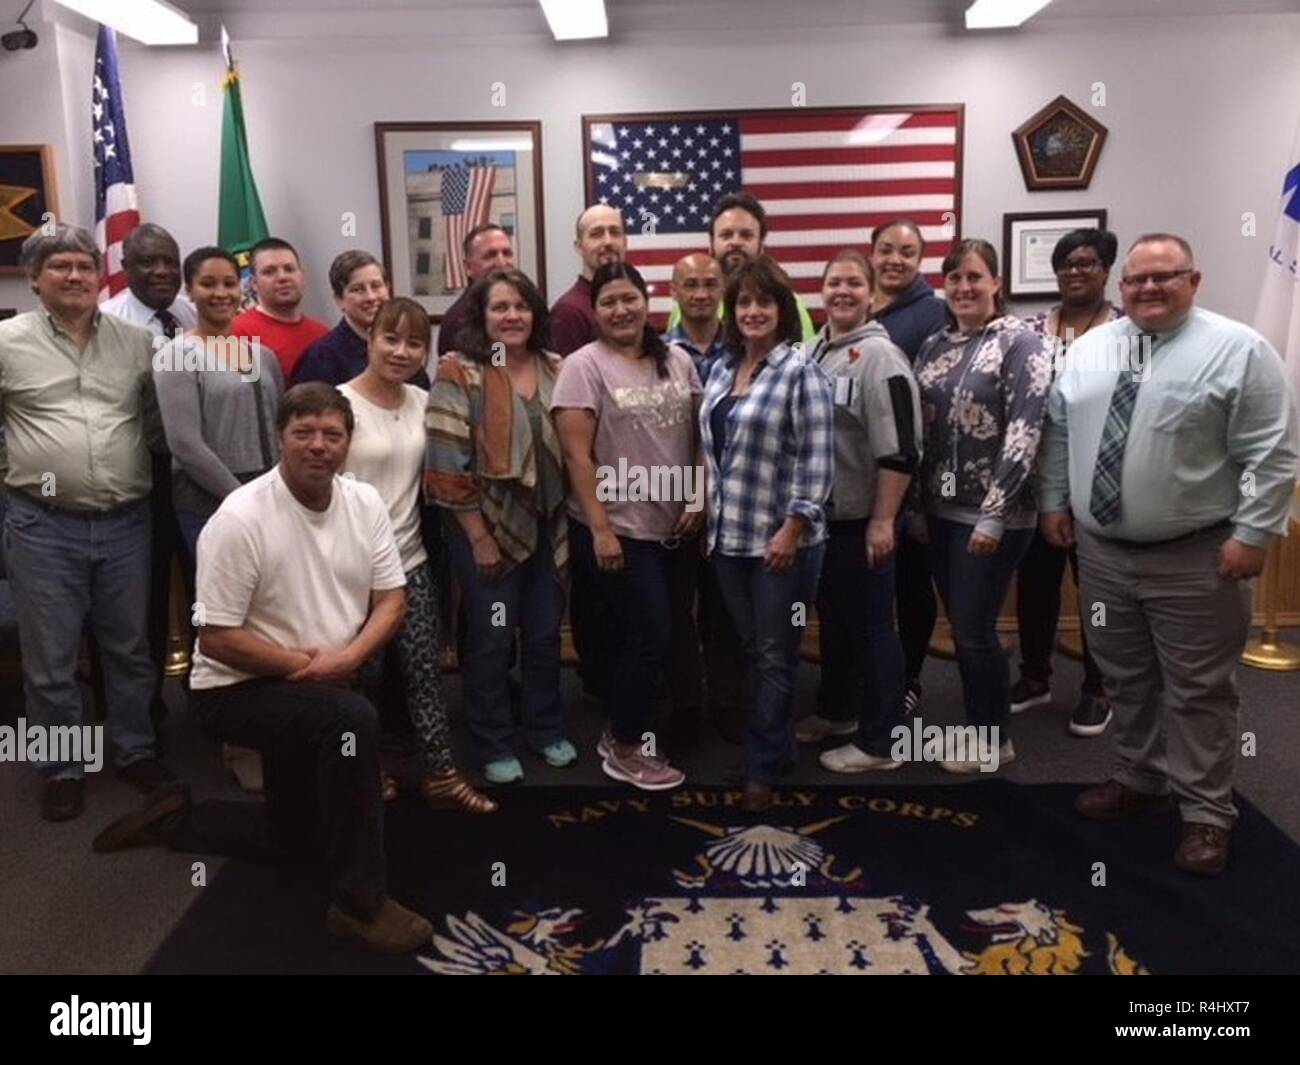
[100,288,197,337]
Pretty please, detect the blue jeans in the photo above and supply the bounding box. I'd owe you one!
[817,521,906,757]
[2,492,158,778]
[926,516,1033,730]
[569,520,675,746]
[447,524,566,765]
[176,507,210,595]
[714,543,825,784]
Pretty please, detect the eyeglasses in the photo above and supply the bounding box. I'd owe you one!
[1058,259,1103,275]
[1118,269,1195,289]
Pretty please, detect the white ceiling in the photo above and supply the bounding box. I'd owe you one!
[159,0,1300,39]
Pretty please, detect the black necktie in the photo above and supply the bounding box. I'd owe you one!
[155,309,179,339]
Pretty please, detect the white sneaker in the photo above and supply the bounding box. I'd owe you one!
[819,743,902,773]
[939,740,1015,776]
[795,715,858,743]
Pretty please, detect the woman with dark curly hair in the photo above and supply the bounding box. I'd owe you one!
[426,270,571,787]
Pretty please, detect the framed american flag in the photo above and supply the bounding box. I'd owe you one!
[375,121,546,322]
[582,105,964,326]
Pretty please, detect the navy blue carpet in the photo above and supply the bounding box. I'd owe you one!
[145,782,1300,975]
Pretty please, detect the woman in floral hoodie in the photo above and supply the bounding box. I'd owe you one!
[913,238,1053,773]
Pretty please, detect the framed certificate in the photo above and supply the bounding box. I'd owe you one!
[1002,209,1108,300]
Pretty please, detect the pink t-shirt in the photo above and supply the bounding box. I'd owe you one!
[553,340,702,541]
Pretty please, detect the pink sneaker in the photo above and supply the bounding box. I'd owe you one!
[601,746,685,791]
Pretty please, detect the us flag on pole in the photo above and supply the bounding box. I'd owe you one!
[585,107,963,322]
[92,24,141,299]
[442,163,496,291]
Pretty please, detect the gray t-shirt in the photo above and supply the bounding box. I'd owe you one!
[552,340,701,541]
[152,335,284,515]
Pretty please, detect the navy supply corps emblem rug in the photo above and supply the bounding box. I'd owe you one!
[146,782,1300,974]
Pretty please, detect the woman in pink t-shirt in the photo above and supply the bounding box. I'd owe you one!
[554,262,703,793]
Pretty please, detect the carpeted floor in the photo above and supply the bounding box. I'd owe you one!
[2,635,1300,974]
[145,782,1300,975]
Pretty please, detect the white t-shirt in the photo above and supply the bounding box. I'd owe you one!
[189,466,407,689]
[338,382,428,573]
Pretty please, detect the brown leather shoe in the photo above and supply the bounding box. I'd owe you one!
[1175,822,1231,877]
[326,899,433,954]
[1074,780,1171,820]
[743,780,772,813]
[421,769,498,814]
[93,782,190,852]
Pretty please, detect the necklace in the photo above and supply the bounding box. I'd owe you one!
[1054,301,1110,346]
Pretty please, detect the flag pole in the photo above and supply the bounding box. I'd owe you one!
[1241,488,1300,670]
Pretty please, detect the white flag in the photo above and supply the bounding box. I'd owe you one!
[1253,123,1300,518]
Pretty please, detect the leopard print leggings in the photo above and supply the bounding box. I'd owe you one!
[390,561,453,774]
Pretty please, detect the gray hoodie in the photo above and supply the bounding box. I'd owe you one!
[808,320,921,522]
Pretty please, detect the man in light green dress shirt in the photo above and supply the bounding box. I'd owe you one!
[1039,232,1299,877]
[0,225,176,823]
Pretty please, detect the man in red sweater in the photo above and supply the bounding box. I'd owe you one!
[232,237,330,380]
[548,205,626,355]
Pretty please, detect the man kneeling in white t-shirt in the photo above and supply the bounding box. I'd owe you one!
[92,382,430,954]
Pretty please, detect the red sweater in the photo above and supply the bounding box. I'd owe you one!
[549,276,598,356]
[232,307,331,381]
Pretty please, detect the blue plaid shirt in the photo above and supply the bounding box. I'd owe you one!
[699,341,835,556]
[663,324,731,388]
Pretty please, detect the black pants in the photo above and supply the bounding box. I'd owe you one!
[666,536,704,712]
[1014,531,1104,695]
[568,516,609,697]
[894,529,937,683]
[174,679,388,920]
[147,455,180,718]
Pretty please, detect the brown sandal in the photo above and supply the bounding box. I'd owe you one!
[381,772,400,803]
[421,769,499,814]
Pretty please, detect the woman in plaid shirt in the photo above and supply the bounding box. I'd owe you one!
[699,257,835,813]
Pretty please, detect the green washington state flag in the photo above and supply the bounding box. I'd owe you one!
[217,62,268,283]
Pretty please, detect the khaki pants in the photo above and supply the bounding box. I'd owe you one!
[1075,524,1251,829]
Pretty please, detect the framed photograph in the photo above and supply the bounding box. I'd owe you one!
[1011,96,1107,191]
[582,104,964,327]
[374,121,546,321]
[1003,208,1108,300]
[0,145,59,276]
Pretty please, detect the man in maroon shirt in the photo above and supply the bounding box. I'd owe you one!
[548,205,627,355]
[231,237,330,381]
[436,224,516,356]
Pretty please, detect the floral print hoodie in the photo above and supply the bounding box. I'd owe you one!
[913,315,1053,539]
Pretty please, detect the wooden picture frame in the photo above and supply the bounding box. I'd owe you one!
[581,104,965,326]
[0,144,60,276]
[1011,96,1107,192]
[374,121,546,321]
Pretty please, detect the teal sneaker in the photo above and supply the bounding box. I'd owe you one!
[538,740,577,768]
[483,757,524,784]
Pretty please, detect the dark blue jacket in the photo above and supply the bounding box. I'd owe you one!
[875,275,948,363]
[292,318,431,390]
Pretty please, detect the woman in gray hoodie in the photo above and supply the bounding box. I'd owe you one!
[802,251,923,773]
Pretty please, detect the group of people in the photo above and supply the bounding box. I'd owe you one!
[1,184,1295,953]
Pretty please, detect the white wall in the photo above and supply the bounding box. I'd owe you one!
[4,10,1299,329]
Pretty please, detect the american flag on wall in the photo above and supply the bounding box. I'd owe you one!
[92,24,141,299]
[584,107,963,322]
[441,164,497,290]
